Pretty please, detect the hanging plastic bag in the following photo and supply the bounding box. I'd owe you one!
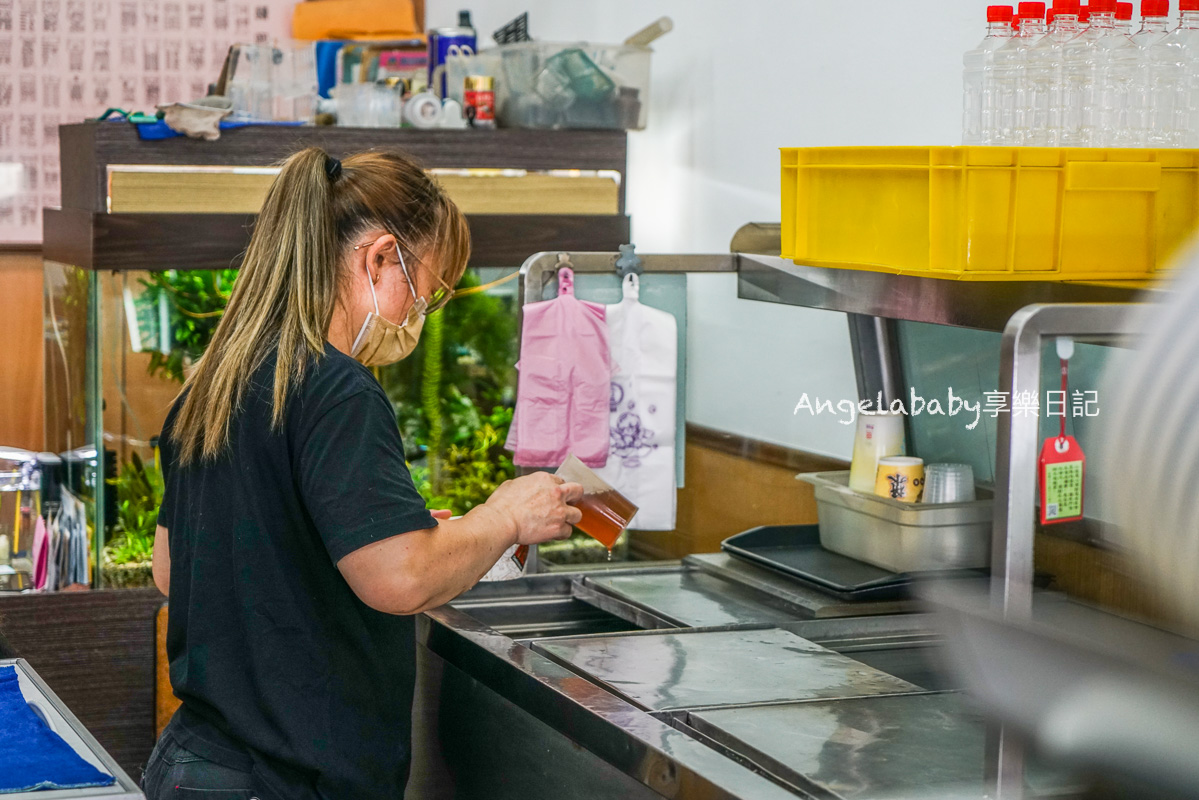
[594,273,678,530]
[506,266,611,468]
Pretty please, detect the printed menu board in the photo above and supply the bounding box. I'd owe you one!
[0,0,295,243]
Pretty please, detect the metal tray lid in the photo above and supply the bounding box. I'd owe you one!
[798,471,993,526]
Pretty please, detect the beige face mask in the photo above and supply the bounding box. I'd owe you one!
[350,245,427,367]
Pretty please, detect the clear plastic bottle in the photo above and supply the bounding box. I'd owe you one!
[1115,2,1135,33]
[1062,0,1114,145]
[994,3,1048,144]
[1028,1,1086,145]
[964,5,1016,144]
[1131,0,1171,146]
[1148,1,1199,147]
[1098,0,1141,145]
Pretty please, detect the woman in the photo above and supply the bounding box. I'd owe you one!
[142,148,583,800]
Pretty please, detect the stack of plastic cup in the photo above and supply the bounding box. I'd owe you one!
[923,464,977,503]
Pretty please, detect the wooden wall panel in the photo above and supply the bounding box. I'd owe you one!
[0,251,45,451]
[631,427,849,561]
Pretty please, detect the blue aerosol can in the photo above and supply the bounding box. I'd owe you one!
[428,10,477,98]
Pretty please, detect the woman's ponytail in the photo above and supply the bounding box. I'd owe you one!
[172,147,341,464]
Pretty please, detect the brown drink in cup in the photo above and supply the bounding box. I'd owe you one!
[555,454,638,552]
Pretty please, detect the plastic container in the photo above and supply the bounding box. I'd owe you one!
[1097,0,1141,147]
[1025,2,1084,145]
[964,6,1016,145]
[780,145,1199,281]
[443,41,652,130]
[1147,3,1199,148]
[798,471,993,573]
[993,4,1047,145]
[1131,0,1171,146]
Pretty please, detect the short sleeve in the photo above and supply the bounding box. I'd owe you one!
[297,388,436,563]
[156,401,181,527]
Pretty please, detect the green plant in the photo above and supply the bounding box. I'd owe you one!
[380,270,518,512]
[104,451,162,565]
[410,405,515,515]
[138,270,237,383]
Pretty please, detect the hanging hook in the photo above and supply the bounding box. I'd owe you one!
[615,243,642,278]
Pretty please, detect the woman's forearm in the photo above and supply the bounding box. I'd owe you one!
[337,504,517,615]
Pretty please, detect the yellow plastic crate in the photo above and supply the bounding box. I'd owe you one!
[780,146,1199,281]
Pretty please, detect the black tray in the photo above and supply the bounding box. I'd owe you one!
[721,525,918,602]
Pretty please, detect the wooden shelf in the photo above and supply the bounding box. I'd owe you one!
[49,122,632,269]
[43,208,631,270]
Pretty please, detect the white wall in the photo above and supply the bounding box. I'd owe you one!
[427,1,981,459]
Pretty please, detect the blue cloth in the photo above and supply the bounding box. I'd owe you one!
[134,119,306,140]
[0,666,115,793]
[316,40,346,98]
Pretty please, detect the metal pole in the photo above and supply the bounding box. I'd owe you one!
[990,302,1141,800]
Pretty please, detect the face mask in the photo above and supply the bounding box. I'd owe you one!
[350,245,427,367]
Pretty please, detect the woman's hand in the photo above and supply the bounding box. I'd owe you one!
[481,472,584,546]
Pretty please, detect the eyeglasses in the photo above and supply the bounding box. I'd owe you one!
[353,237,455,314]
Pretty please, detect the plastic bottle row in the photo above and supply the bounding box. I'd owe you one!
[963,0,1199,147]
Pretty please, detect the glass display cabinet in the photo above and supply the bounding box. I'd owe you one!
[42,121,632,587]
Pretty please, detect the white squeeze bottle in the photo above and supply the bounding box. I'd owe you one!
[1027,1,1086,144]
[1062,0,1113,145]
[993,2,1048,144]
[964,5,1016,145]
[1098,0,1141,146]
[1132,0,1171,146]
[1148,0,1199,147]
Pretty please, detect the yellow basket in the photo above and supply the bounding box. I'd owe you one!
[780,146,1199,281]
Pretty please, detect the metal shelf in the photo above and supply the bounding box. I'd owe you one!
[737,254,1160,332]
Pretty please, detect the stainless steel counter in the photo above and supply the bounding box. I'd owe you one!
[409,557,1075,800]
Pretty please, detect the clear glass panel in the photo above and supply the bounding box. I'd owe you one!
[97,268,234,586]
[43,261,102,583]
[378,267,519,514]
[896,321,1114,521]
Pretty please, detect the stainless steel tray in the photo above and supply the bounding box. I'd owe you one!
[799,471,993,573]
[532,628,919,712]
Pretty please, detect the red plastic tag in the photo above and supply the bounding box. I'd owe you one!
[1039,435,1085,525]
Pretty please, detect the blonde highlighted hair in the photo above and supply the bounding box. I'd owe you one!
[172,148,471,464]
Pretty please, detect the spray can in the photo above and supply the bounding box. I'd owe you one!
[463,75,496,128]
[427,11,477,97]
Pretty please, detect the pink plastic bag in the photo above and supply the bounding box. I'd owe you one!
[506,267,611,468]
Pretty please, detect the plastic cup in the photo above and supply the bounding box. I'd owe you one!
[922,463,976,504]
[848,412,906,494]
[554,454,638,550]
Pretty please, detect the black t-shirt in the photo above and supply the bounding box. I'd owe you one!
[157,342,436,800]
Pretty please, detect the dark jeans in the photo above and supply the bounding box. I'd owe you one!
[141,728,259,800]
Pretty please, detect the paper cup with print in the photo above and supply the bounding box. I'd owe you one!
[874,456,924,503]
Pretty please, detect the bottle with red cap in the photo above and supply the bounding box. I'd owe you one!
[964,5,1016,144]
[1098,0,1141,145]
[1148,0,1199,146]
[1115,2,1136,33]
[1063,0,1118,144]
[994,2,1049,144]
[1132,0,1172,145]
[1028,0,1087,144]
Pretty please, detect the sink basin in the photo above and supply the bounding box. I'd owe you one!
[451,594,644,639]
